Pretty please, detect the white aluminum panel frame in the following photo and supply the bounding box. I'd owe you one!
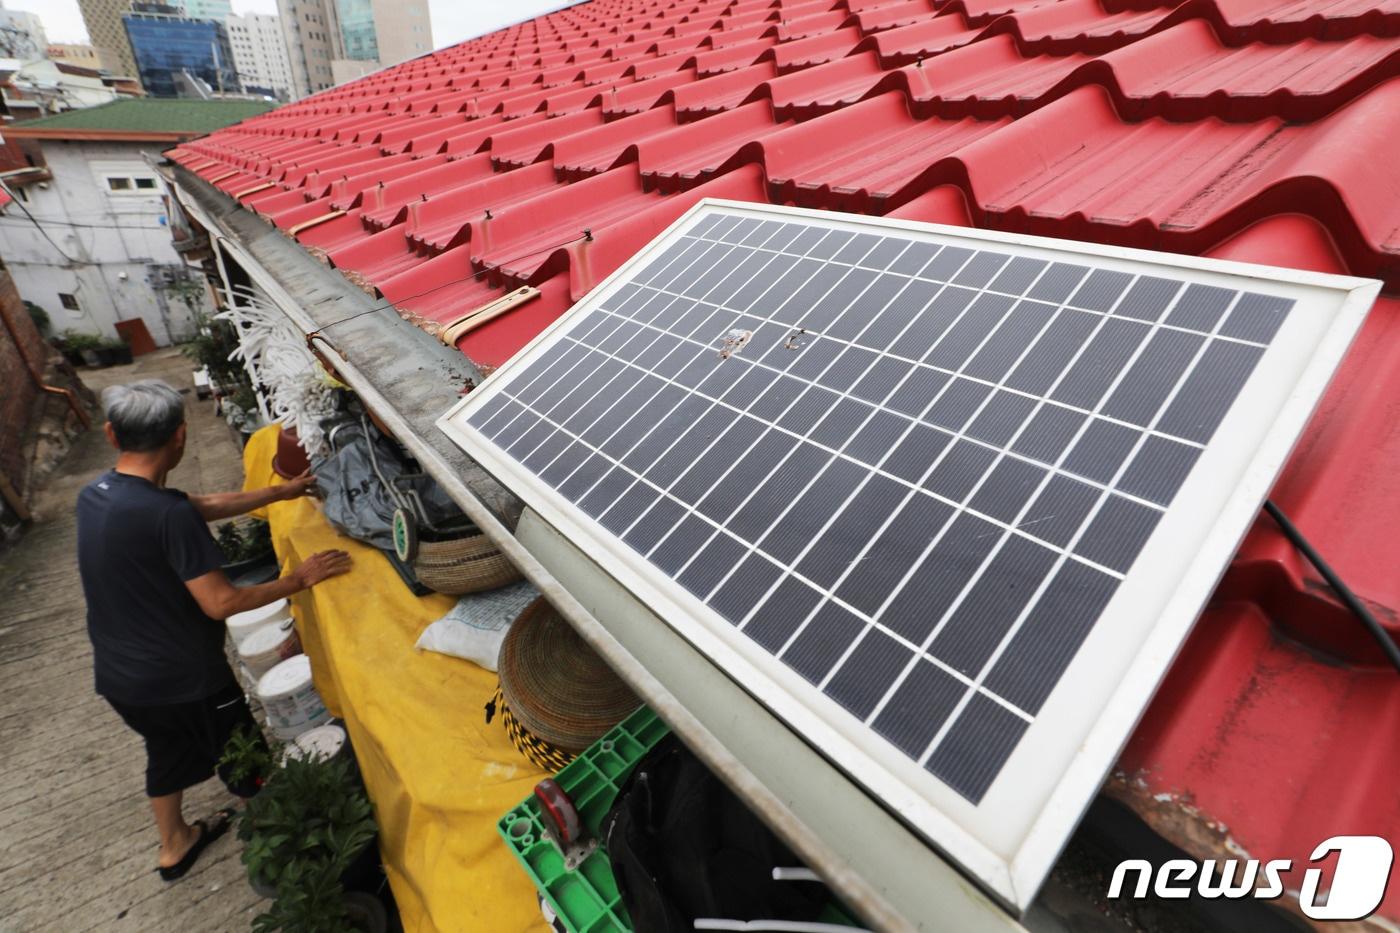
[439,199,1379,911]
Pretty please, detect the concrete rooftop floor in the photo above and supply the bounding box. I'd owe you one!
[0,348,266,932]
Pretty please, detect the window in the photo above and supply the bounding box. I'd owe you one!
[59,293,79,311]
[106,175,157,194]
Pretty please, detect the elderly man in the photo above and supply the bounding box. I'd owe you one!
[77,379,352,881]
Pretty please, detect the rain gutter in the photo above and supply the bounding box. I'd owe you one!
[170,165,1023,933]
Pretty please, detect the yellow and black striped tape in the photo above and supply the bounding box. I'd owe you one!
[489,686,576,773]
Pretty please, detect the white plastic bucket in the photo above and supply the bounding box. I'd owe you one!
[227,600,292,647]
[238,663,259,695]
[257,655,330,740]
[237,618,301,681]
[292,723,348,763]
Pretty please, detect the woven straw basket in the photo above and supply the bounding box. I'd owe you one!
[496,597,639,768]
[411,533,522,595]
[489,685,575,772]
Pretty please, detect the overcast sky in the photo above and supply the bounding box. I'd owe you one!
[6,0,575,49]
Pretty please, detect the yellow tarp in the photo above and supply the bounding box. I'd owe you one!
[242,425,548,933]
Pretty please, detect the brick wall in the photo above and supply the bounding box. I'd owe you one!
[0,257,47,498]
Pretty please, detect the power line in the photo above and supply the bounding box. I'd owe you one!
[0,217,168,231]
[0,182,81,262]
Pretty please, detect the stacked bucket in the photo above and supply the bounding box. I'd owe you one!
[226,600,333,742]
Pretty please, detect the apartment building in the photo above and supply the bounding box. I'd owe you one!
[274,0,337,98]
[226,12,294,99]
[0,2,46,61]
[76,0,141,82]
[276,0,431,99]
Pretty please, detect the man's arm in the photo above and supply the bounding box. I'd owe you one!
[184,549,352,620]
[189,469,317,521]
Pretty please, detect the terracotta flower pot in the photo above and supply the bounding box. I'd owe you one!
[273,426,311,479]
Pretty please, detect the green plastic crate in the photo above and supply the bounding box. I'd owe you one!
[500,706,862,932]
[499,705,671,933]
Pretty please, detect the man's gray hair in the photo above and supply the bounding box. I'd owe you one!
[102,380,186,452]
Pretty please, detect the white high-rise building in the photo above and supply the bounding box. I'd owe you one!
[275,0,431,100]
[0,1,48,61]
[275,0,338,98]
[226,12,294,100]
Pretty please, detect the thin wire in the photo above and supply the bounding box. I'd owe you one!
[1264,500,1400,675]
[0,182,82,263]
[0,218,169,231]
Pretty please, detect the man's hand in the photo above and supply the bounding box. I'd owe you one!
[192,469,320,521]
[186,549,354,619]
[277,469,318,501]
[294,549,352,589]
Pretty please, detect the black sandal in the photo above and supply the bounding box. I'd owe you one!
[156,808,234,881]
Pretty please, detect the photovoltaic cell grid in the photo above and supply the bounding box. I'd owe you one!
[466,212,1294,804]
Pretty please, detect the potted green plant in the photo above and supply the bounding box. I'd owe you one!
[216,519,277,585]
[51,334,83,367]
[182,316,246,391]
[59,329,104,367]
[222,729,385,932]
[95,336,133,367]
[220,720,274,798]
[224,382,266,445]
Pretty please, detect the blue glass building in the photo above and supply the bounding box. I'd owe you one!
[123,8,240,99]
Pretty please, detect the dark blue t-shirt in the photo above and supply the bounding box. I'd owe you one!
[77,470,234,705]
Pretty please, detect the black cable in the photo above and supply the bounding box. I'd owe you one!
[0,218,169,231]
[1264,499,1400,674]
[0,183,82,262]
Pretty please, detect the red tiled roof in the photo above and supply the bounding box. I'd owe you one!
[171,0,1400,918]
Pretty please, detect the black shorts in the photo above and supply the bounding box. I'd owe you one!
[108,681,264,798]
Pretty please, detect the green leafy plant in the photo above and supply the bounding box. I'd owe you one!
[219,723,276,789]
[231,383,260,415]
[253,860,357,933]
[58,329,103,351]
[159,275,208,317]
[182,316,247,388]
[215,519,273,563]
[24,301,50,337]
[229,737,378,933]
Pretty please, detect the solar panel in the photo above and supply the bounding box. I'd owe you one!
[439,200,1378,909]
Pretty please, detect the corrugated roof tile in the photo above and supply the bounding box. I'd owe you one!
[756,49,889,117]
[489,109,607,169]
[551,105,680,179]
[170,4,1400,915]
[668,60,779,116]
[763,25,865,68]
